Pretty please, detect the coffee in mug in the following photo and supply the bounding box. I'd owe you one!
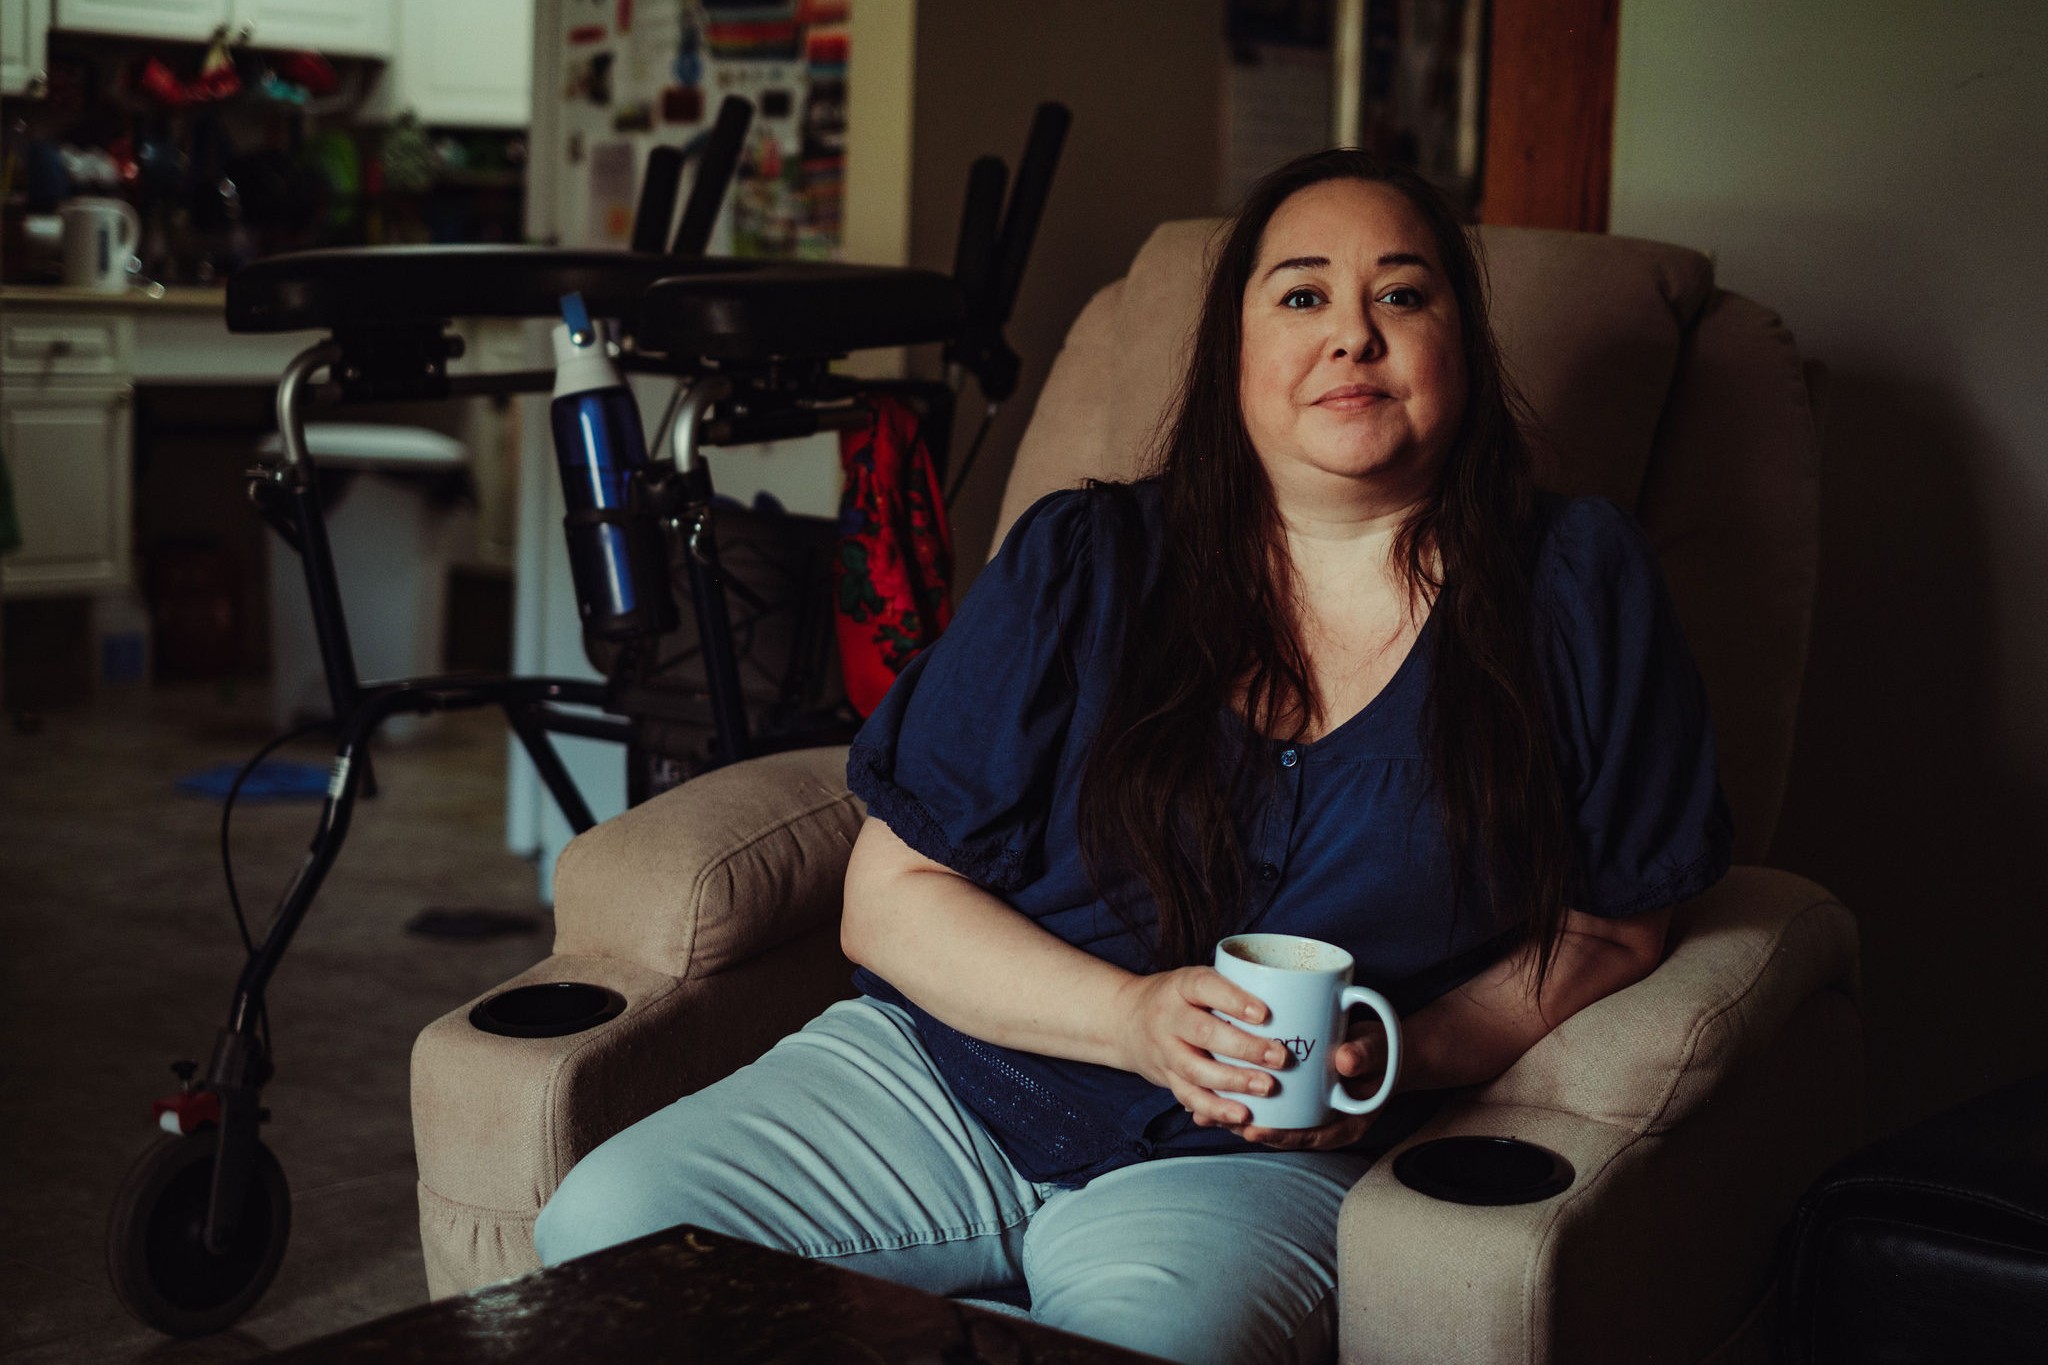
[1212,932,1402,1129]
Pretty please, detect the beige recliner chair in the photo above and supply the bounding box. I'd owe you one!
[412,221,1861,1365]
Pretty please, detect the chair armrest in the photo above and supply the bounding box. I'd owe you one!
[1473,865,1859,1132]
[412,927,856,1297]
[1334,866,1865,1364]
[411,745,862,1297]
[550,745,862,979]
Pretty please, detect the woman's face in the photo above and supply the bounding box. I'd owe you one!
[1238,178,1466,500]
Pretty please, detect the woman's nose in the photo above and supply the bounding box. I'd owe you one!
[1329,304,1381,362]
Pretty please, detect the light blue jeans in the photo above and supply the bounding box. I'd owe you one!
[534,996,1376,1365]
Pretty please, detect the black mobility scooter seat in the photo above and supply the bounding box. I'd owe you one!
[224,245,770,331]
[225,246,968,362]
[636,261,966,360]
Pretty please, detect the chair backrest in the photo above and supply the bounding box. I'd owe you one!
[1000,220,1821,864]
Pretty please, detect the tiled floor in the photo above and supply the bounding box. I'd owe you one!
[0,686,555,1360]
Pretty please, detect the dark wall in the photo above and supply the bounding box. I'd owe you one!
[1769,372,2048,1136]
[1611,2,2048,1140]
[907,0,1226,583]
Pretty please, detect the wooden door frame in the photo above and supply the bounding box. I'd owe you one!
[1479,0,1620,231]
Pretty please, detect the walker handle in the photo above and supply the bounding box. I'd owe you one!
[632,145,686,254]
[987,102,1071,329]
[952,155,1008,319]
[671,95,754,258]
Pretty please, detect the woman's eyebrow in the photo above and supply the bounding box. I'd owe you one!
[1258,251,1435,282]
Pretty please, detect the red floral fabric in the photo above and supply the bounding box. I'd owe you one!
[834,396,954,716]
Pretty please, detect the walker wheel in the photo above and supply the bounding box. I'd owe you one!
[106,1130,291,1336]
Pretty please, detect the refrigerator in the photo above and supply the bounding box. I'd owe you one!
[539,0,849,259]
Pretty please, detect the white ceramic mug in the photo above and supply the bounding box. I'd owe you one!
[1212,932,1402,1129]
[60,197,139,292]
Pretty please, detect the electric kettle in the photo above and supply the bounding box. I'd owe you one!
[60,197,140,292]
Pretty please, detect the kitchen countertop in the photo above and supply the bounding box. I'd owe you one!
[0,288,526,382]
[1,284,321,382]
[1,284,228,312]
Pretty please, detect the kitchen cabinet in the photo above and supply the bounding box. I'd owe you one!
[3,309,131,379]
[0,306,136,598]
[0,291,525,603]
[0,376,133,598]
[0,296,249,603]
[55,0,393,58]
[229,0,392,60]
[54,0,225,44]
[362,0,533,128]
[1,0,50,97]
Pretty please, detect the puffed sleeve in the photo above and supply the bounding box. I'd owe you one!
[1536,497,1734,917]
[846,486,1101,893]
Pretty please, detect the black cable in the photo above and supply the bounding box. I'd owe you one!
[220,720,328,1066]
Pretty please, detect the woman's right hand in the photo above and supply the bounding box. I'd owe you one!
[1113,968,1290,1126]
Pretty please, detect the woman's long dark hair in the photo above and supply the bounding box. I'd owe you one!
[1075,149,1579,998]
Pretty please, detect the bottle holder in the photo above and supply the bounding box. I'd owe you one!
[469,983,627,1038]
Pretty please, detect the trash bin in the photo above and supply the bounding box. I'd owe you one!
[261,423,470,741]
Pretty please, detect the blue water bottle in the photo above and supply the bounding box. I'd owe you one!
[548,293,677,642]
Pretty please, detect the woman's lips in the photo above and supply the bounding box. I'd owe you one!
[1314,385,1391,410]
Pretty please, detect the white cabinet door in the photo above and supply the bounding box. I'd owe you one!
[54,0,226,42]
[1,0,50,97]
[0,383,133,598]
[363,0,533,127]
[231,0,393,58]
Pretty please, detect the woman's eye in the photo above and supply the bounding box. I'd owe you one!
[1281,288,1321,309]
[1377,286,1424,308]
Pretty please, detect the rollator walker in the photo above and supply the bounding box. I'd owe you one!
[107,97,1070,1337]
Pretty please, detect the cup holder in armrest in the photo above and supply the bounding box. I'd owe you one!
[1391,1136,1575,1206]
[470,983,627,1038]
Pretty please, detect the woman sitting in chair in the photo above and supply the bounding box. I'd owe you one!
[535,148,1731,1365]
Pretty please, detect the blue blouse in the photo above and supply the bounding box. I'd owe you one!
[846,477,1732,1184]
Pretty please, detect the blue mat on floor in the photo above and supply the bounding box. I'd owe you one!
[176,760,332,802]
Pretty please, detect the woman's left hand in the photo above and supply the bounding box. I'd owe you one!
[1195,1019,1391,1151]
